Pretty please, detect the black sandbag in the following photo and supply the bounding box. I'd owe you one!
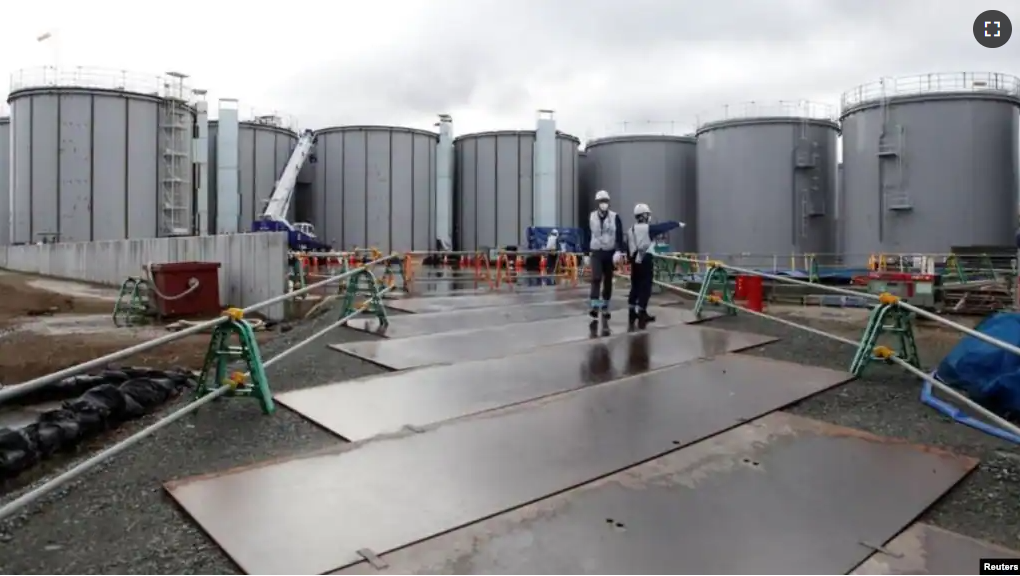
[0,367,195,481]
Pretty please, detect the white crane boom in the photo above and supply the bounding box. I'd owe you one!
[260,129,315,224]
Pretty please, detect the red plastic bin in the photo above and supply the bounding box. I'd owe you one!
[148,261,222,319]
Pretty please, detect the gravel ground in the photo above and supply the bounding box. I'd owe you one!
[1,301,1019,574]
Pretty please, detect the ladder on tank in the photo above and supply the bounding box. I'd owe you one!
[159,72,193,236]
[794,116,823,242]
[878,86,911,211]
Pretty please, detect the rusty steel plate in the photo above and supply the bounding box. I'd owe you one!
[165,354,852,575]
[385,288,590,313]
[349,299,610,338]
[331,412,978,576]
[332,307,715,370]
[280,324,776,441]
[853,523,1020,575]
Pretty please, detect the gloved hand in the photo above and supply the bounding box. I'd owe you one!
[678,221,687,228]
[613,251,625,265]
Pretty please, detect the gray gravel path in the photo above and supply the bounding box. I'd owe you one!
[1,303,1018,574]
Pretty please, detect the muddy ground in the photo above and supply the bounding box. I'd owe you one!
[0,271,263,385]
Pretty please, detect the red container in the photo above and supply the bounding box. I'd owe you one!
[744,275,764,312]
[148,261,222,319]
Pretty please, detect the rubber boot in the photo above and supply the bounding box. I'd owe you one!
[638,309,656,323]
[589,299,601,319]
[628,306,639,325]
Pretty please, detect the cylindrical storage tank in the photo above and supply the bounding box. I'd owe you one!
[207,114,298,233]
[696,102,839,266]
[1,115,10,245]
[309,125,437,253]
[454,130,580,251]
[585,134,697,251]
[840,73,1020,264]
[7,67,196,243]
[577,149,593,225]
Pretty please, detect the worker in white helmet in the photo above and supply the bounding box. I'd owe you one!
[587,190,625,320]
[544,228,560,251]
[627,202,685,325]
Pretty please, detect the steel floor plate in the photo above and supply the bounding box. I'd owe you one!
[332,307,716,370]
[853,523,1020,575]
[385,288,589,313]
[331,412,977,576]
[280,324,777,441]
[349,299,615,338]
[165,354,852,575]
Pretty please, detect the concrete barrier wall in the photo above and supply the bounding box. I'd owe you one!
[0,232,289,320]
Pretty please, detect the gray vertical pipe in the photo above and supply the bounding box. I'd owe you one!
[533,109,557,226]
[193,93,209,234]
[435,114,454,250]
[216,99,240,234]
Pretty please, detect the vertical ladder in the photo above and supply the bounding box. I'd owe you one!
[793,116,823,243]
[877,81,910,212]
[160,72,192,236]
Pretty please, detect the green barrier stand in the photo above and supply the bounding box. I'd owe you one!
[849,294,920,377]
[340,268,389,325]
[693,262,736,318]
[113,277,151,327]
[196,308,274,415]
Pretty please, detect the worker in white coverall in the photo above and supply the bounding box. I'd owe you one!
[588,190,626,319]
[627,203,684,324]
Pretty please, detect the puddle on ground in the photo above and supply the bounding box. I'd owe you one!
[14,314,167,338]
[27,279,119,302]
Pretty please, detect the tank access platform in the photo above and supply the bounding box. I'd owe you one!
[163,287,986,575]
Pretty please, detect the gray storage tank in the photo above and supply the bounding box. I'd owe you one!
[696,102,839,265]
[309,125,437,253]
[840,72,1020,265]
[578,149,592,224]
[207,113,298,233]
[585,134,697,251]
[7,67,195,243]
[454,129,580,251]
[1,115,10,245]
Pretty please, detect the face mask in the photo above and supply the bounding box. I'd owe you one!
[598,202,609,212]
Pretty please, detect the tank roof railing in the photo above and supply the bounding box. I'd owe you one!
[696,100,837,128]
[9,66,196,101]
[238,106,298,131]
[841,72,1020,112]
[585,120,696,142]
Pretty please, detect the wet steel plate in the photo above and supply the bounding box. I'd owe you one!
[332,307,717,370]
[331,412,978,576]
[280,324,776,441]
[349,299,610,338]
[165,354,852,575]
[853,523,1020,575]
[384,288,589,313]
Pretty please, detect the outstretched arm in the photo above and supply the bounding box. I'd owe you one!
[648,221,683,238]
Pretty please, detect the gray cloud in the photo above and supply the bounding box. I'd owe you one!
[269,0,1020,137]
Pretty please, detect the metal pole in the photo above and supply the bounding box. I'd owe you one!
[0,254,399,404]
[0,288,389,523]
[640,273,1020,440]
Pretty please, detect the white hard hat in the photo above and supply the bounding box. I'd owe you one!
[634,203,651,216]
[595,190,610,202]
[550,228,559,235]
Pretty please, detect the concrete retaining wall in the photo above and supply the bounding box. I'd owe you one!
[0,232,289,320]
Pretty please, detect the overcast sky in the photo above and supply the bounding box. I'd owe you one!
[1,0,1017,139]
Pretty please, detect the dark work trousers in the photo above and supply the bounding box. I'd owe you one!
[628,257,654,311]
[589,250,615,307]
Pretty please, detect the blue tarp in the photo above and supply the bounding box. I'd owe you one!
[527,227,585,253]
[936,312,1020,418]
